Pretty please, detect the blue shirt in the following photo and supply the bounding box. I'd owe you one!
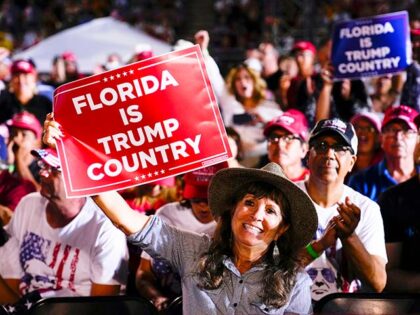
[348,159,397,201]
[128,215,313,315]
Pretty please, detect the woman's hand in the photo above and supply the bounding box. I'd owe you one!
[194,30,210,53]
[43,113,63,148]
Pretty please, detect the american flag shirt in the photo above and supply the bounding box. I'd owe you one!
[0,193,128,297]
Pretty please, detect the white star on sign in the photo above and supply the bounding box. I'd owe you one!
[148,173,152,177]
[135,176,139,181]
[160,169,165,174]
[116,73,121,78]
[123,71,127,76]
[141,175,146,179]
[7,305,16,312]
[103,77,108,82]
[25,300,32,309]
[110,75,114,80]
[154,171,159,176]
[129,69,134,74]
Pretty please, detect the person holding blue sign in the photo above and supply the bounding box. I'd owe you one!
[331,11,410,81]
[286,41,323,127]
[315,63,371,122]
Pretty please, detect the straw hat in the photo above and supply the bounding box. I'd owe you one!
[208,162,317,249]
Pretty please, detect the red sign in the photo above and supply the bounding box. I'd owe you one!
[54,45,231,197]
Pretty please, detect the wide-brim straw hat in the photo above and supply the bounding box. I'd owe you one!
[208,162,317,250]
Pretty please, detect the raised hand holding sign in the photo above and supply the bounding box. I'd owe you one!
[53,45,231,197]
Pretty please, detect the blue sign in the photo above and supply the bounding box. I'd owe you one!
[331,11,410,80]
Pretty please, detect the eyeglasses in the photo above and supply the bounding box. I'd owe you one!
[355,126,376,134]
[307,268,335,283]
[37,160,61,173]
[382,126,417,137]
[310,141,352,156]
[268,134,301,145]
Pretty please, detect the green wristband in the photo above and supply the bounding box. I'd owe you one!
[8,164,15,173]
[306,243,320,259]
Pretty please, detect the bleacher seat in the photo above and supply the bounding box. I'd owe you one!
[314,292,420,314]
[28,295,158,315]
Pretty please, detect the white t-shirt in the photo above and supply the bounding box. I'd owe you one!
[296,182,387,301]
[0,193,129,297]
[157,202,216,235]
[219,92,282,166]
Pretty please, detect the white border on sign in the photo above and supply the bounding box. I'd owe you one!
[56,49,229,195]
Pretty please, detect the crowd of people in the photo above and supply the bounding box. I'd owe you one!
[0,5,419,315]
[0,1,187,52]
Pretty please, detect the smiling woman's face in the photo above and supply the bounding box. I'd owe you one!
[231,193,288,250]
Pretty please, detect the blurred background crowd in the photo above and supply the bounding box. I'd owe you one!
[0,0,417,73]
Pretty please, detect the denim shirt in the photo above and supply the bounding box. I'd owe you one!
[128,215,313,315]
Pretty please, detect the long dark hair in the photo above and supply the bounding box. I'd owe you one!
[196,182,301,308]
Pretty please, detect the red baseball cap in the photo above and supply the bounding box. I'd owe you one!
[61,51,77,62]
[292,41,317,55]
[7,111,42,138]
[411,28,420,36]
[351,112,382,133]
[11,59,36,75]
[263,109,309,141]
[136,50,153,61]
[382,105,419,132]
[182,162,228,199]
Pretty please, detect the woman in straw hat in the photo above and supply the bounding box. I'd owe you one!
[44,114,317,314]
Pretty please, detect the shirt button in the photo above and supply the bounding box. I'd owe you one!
[233,303,238,307]
[239,279,243,284]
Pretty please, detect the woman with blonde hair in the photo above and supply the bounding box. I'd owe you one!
[220,64,282,167]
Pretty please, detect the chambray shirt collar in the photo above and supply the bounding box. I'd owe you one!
[222,255,267,277]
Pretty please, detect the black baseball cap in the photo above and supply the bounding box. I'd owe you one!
[309,118,358,155]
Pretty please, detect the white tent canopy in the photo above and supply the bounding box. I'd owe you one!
[14,17,172,74]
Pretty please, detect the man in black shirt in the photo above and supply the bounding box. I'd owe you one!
[378,115,420,292]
